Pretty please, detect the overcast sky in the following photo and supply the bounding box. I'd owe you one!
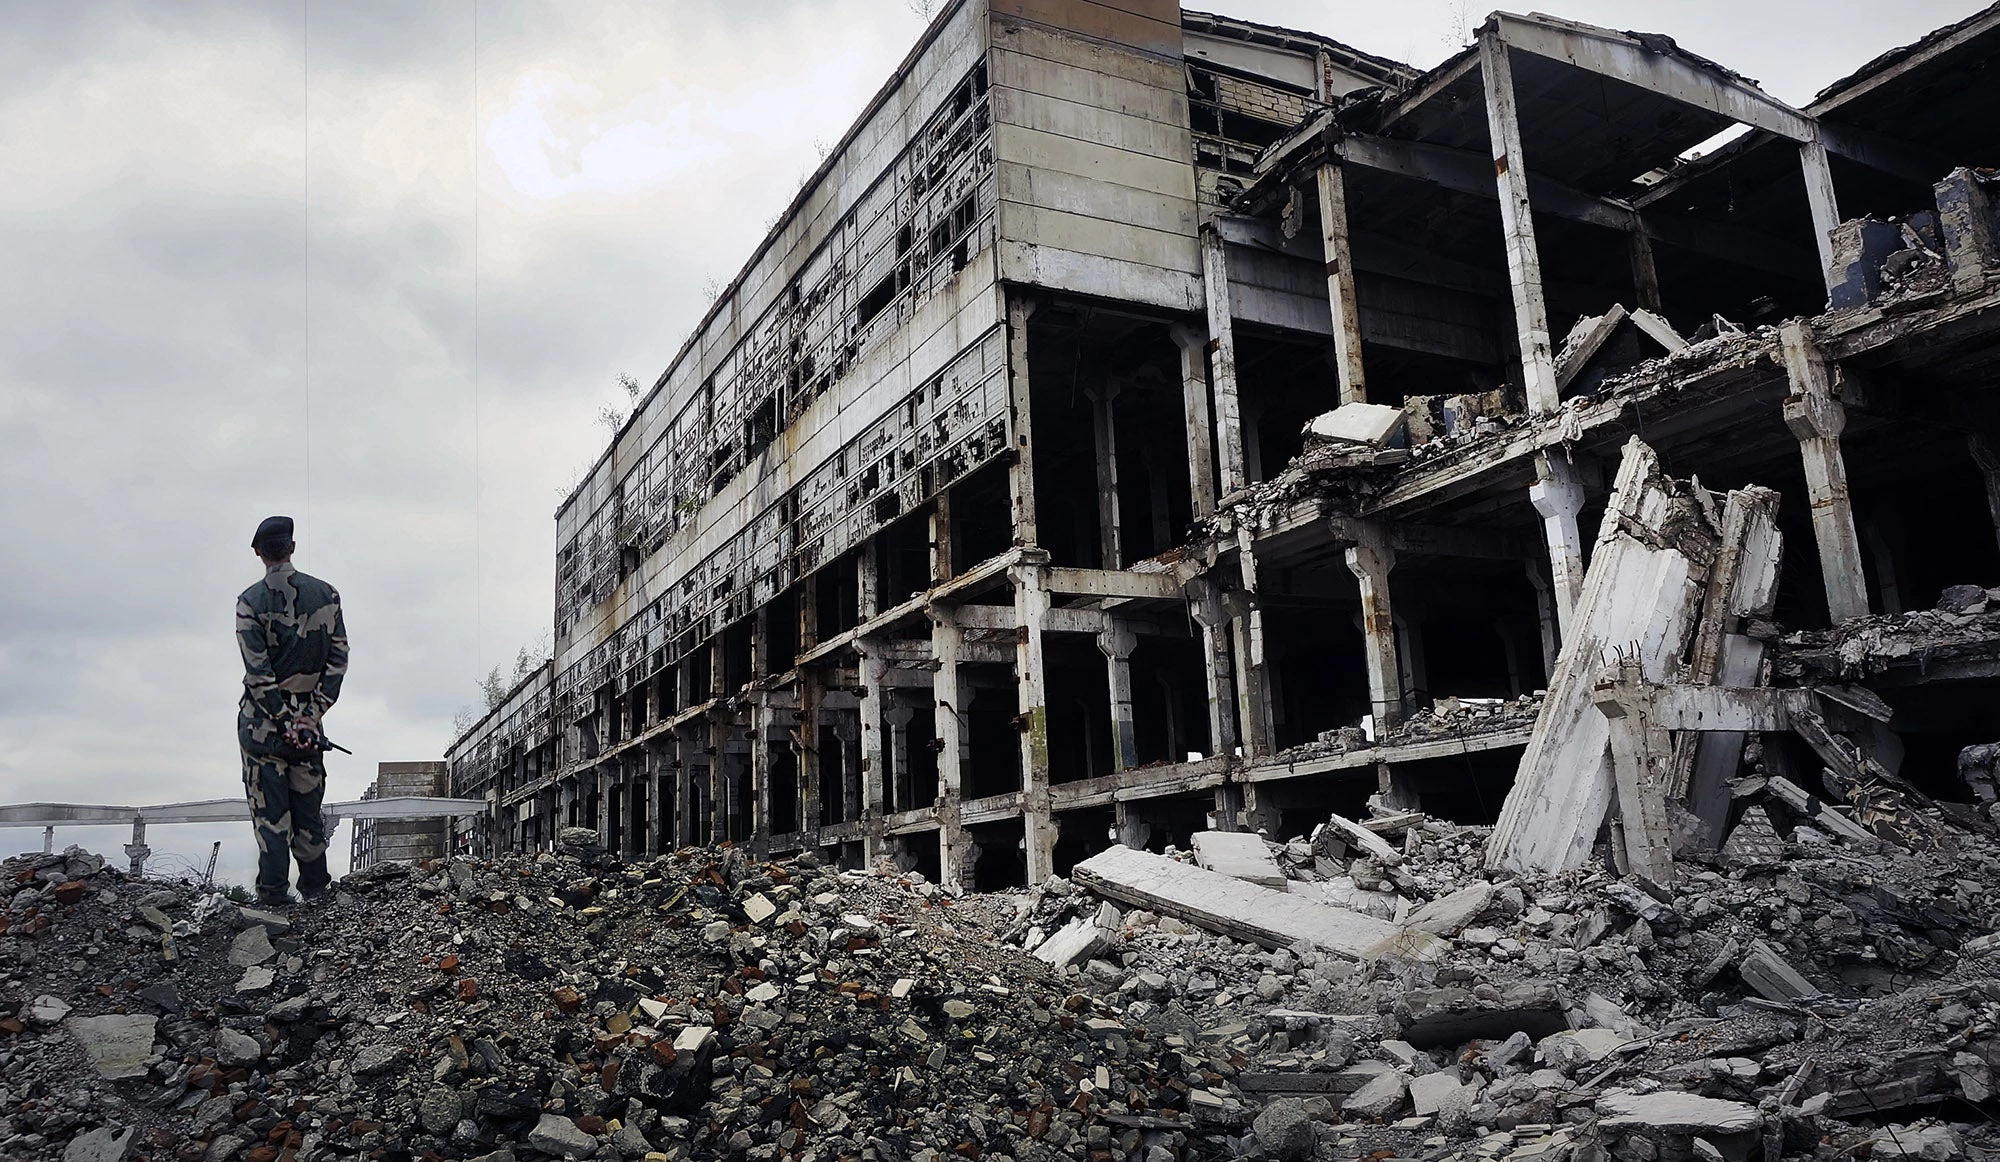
[0,0,1979,890]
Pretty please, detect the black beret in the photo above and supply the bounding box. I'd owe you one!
[252,515,294,550]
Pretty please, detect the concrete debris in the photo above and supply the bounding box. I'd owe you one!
[8,783,2000,1161]
[1189,830,1286,888]
[1072,843,1398,957]
[1303,401,1404,447]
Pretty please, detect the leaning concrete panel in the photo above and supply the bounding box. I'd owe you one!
[1073,844,1398,957]
[1487,438,1713,874]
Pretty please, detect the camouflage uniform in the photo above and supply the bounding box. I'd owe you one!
[237,561,349,901]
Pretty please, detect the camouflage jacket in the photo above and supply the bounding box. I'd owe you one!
[237,562,349,755]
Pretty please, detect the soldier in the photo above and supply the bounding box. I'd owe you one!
[237,516,349,905]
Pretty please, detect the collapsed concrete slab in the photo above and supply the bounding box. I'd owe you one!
[1190,830,1287,887]
[1488,438,1718,875]
[1072,844,1398,958]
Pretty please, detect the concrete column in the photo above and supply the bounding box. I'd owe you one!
[1780,321,1870,624]
[1113,801,1152,850]
[1013,562,1056,884]
[1524,562,1560,677]
[1799,135,1843,296]
[837,715,863,828]
[1394,606,1428,708]
[858,641,887,863]
[1190,580,1238,758]
[1199,225,1249,495]
[929,492,955,585]
[1229,527,1274,758]
[1530,450,1587,643]
[1098,621,1139,772]
[1171,324,1218,519]
[797,672,821,842]
[1344,523,1404,732]
[1627,223,1663,314]
[1479,33,1560,415]
[1315,162,1367,405]
[708,720,730,844]
[856,542,880,623]
[931,611,971,890]
[595,765,614,850]
[1968,433,2000,557]
[1006,294,1040,547]
[885,700,915,816]
[750,698,773,854]
[1088,384,1122,569]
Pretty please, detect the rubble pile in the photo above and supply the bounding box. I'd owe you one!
[1775,586,2000,683]
[3,830,1257,1162]
[1013,799,2000,1161]
[15,793,2000,1160]
[1265,695,1544,767]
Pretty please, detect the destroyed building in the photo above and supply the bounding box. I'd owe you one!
[445,0,2000,892]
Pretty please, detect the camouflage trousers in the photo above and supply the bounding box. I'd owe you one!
[240,747,331,900]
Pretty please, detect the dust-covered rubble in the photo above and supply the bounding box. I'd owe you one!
[11,797,2000,1161]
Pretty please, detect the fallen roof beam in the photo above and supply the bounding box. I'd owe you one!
[1490,12,1818,143]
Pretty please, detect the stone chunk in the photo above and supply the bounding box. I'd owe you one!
[1031,917,1111,969]
[235,965,275,994]
[228,925,276,968]
[66,1015,156,1080]
[1306,402,1405,447]
[1737,938,1818,1002]
[1342,1071,1406,1120]
[1402,882,1492,936]
[214,1029,262,1068]
[1395,981,1567,1049]
[1596,1091,1761,1135]
[1251,1097,1316,1161]
[62,1127,135,1162]
[1407,1071,1465,1116]
[527,1113,598,1158]
[742,893,778,924]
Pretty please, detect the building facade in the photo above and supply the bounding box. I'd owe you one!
[450,1,2000,889]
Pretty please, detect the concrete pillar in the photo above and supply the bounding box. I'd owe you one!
[1171,324,1218,519]
[1006,294,1040,547]
[1479,33,1560,415]
[1190,580,1238,758]
[1799,135,1843,296]
[1113,801,1152,850]
[931,611,971,890]
[885,699,915,815]
[1230,526,1274,758]
[1627,223,1663,314]
[708,720,730,845]
[1089,384,1122,569]
[1780,321,1870,624]
[797,672,822,841]
[929,492,955,585]
[1524,562,1560,678]
[749,696,773,854]
[837,714,863,827]
[1315,162,1367,405]
[1344,523,1404,732]
[858,641,887,863]
[1013,562,1056,884]
[596,765,614,851]
[1394,607,1428,708]
[1098,622,1139,772]
[1199,225,1249,495]
[1530,450,1587,643]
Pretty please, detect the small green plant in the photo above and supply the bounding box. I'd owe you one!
[223,884,251,904]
